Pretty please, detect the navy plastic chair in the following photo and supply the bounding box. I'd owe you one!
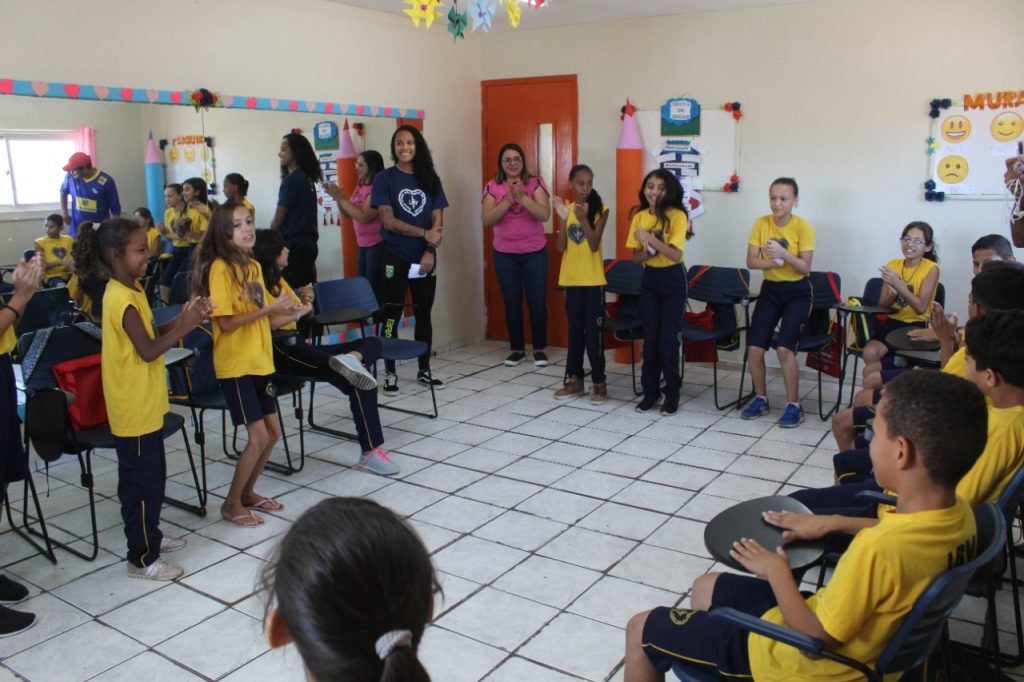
[313,276,437,420]
[672,502,1006,682]
[14,286,74,338]
[679,265,754,410]
[602,259,644,396]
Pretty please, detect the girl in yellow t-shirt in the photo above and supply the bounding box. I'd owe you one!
[553,164,609,403]
[223,173,255,223]
[861,221,940,375]
[0,255,42,631]
[83,218,211,579]
[159,183,207,303]
[35,213,74,286]
[194,202,306,528]
[625,169,690,416]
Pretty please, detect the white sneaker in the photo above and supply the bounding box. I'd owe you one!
[329,354,378,391]
[160,536,186,553]
[127,558,183,581]
[357,448,400,476]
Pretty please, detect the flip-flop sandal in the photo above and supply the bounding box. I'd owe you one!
[223,511,264,527]
[246,498,285,511]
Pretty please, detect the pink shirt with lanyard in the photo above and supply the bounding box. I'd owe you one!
[350,184,383,248]
[484,176,548,254]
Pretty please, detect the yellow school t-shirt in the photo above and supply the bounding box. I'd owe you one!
[243,198,256,222]
[146,227,162,256]
[35,234,74,280]
[625,208,687,268]
[747,215,815,283]
[558,204,608,287]
[164,207,208,247]
[953,405,1024,507]
[885,258,939,324]
[208,259,274,379]
[101,279,168,437]
[270,279,302,332]
[942,346,966,378]
[749,498,976,681]
[0,325,15,355]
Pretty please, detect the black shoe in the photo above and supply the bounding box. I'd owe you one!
[533,351,549,367]
[0,604,36,638]
[660,398,679,415]
[635,395,659,412]
[504,351,526,367]
[0,576,29,605]
[417,371,445,390]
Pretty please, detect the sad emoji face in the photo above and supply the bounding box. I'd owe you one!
[937,155,969,184]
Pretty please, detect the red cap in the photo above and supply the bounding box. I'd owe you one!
[63,152,91,172]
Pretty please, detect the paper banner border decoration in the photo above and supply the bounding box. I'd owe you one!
[0,76,425,120]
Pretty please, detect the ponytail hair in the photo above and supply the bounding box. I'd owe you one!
[252,229,285,297]
[261,498,438,682]
[569,164,604,226]
[224,172,250,198]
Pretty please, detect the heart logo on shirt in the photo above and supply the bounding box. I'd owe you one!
[567,223,585,245]
[53,247,67,259]
[398,188,427,217]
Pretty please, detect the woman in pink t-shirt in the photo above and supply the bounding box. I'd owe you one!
[325,150,386,306]
[482,143,552,367]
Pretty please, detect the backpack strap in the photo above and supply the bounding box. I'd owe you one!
[687,265,712,289]
[825,272,841,302]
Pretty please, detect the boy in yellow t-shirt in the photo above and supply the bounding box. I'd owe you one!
[625,370,986,681]
[34,213,74,286]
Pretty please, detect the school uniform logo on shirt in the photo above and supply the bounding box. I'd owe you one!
[895,283,914,309]
[398,188,427,217]
[567,223,586,245]
[52,247,67,259]
[244,282,265,308]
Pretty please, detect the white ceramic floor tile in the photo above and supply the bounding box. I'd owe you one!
[473,510,569,552]
[611,435,683,460]
[179,552,266,604]
[578,502,669,541]
[364,481,448,517]
[481,432,552,456]
[437,586,558,651]
[701,473,781,501]
[100,583,226,646]
[458,475,543,508]
[445,447,524,473]
[518,613,624,681]
[516,489,603,524]
[220,646,306,681]
[724,455,800,482]
[403,462,489,493]
[493,555,601,609]
[482,656,579,681]
[538,527,637,572]
[568,575,681,629]
[419,626,507,682]
[552,469,633,499]
[89,651,205,681]
[667,445,739,471]
[432,536,528,583]
[412,495,505,533]
[497,457,574,486]
[530,442,605,468]
[0,592,91,659]
[5,621,144,681]
[50,561,169,616]
[611,480,693,515]
[688,430,759,454]
[156,608,267,679]
[610,544,714,593]
[645,517,714,558]
[640,462,720,491]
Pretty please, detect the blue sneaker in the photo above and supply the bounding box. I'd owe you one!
[740,396,769,420]
[778,403,805,428]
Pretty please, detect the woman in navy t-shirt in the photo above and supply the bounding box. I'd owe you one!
[271,133,322,288]
[371,126,448,395]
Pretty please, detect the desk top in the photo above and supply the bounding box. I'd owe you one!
[704,495,826,572]
[163,347,194,368]
[836,303,896,315]
[885,326,940,352]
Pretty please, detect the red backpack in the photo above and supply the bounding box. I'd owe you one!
[51,353,108,430]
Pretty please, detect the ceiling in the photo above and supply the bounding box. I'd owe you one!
[330,0,829,31]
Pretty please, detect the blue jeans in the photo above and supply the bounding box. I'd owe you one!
[493,248,548,351]
[359,243,385,310]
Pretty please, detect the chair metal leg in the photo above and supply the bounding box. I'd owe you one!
[18,448,99,562]
[163,423,207,516]
[306,380,363,443]
[3,474,57,564]
[377,360,439,420]
[816,349,844,421]
[226,393,306,475]
[629,340,642,397]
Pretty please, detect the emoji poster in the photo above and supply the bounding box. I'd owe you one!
[165,134,215,186]
[929,92,1024,197]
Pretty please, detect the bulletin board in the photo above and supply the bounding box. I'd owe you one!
[925,92,1024,200]
[635,107,742,189]
[164,134,216,186]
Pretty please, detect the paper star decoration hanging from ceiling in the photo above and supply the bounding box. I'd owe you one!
[468,0,496,31]
[447,4,468,41]
[404,0,445,29]
[505,0,522,27]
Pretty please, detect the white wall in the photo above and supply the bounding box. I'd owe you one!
[481,0,1022,330]
[1,0,485,350]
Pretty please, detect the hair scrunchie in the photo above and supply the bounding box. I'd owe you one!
[375,629,413,660]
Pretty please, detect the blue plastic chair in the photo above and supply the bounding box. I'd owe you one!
[672,502,1006,682]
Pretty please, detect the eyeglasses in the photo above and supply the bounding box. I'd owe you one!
[900,237,926,246]
[502,156,523,164]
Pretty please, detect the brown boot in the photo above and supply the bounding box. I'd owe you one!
[554,376,585,400]
[590,383,608,405]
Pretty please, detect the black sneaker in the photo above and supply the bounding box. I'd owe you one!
[504,351,526,367]
[417,371,445,390]
[660,398,679,415]
[383,372,400,396]
[0,576,29,605]
[0,605,36,638]
[635,395,659,412]
[533,351,549,367]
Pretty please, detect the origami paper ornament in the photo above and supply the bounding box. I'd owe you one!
[404,0,444,29]
[447,4,468,41]
[468,0,496,31]
[506,0,521,27]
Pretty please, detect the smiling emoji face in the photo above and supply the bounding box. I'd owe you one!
[941,115,972,143]
[937,155,969,184]
[991,111,1023,142]
[184,148,196,163]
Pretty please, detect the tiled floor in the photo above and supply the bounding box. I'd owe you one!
[1,340,1021,680]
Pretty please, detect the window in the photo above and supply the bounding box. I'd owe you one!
[0,133,76,210]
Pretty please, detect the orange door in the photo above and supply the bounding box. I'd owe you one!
[481,75,578,348]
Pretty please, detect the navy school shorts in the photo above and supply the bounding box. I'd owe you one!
[220,375,276,426]
[746,279,812,351]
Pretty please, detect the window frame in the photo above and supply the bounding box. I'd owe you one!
[0,129,77,215]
